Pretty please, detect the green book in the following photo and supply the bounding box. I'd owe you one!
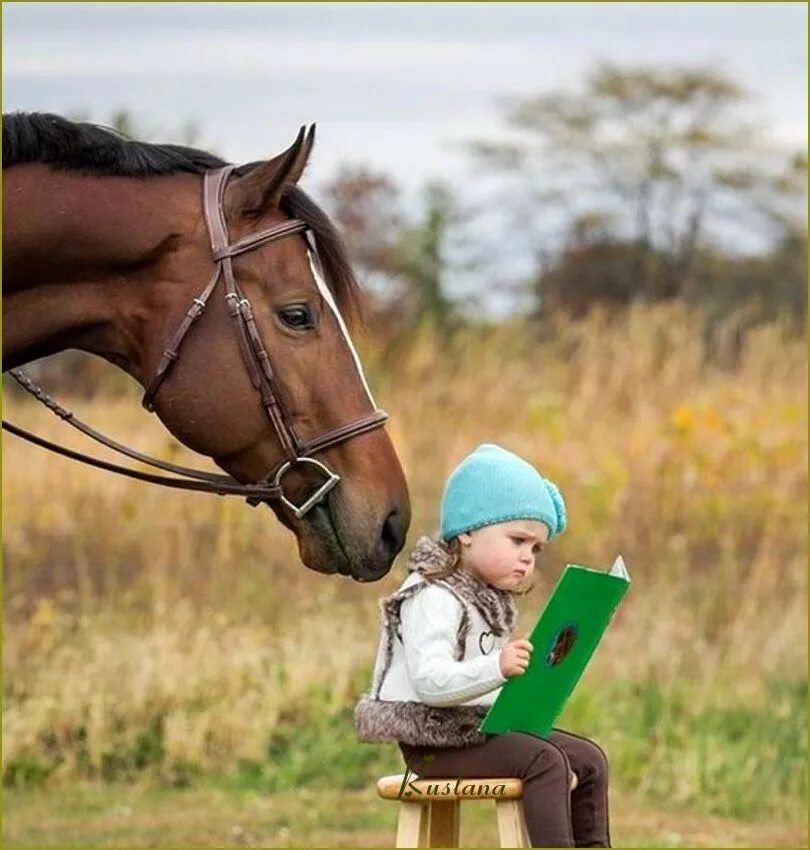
[479,556,630,739]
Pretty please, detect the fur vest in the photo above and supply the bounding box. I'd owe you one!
[354,535,517,748]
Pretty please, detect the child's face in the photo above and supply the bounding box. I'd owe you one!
[457,519,550,591]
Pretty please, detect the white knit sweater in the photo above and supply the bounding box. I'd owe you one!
[371,572,509,707]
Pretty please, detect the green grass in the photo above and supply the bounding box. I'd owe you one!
[3,781,806,848]
[228,704,403,795]
[558,676,808,821]
[5,674,806,828]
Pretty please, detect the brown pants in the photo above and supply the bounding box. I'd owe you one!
[399,729,610,848]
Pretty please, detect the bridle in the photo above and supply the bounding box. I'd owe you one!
[2,165,389,518]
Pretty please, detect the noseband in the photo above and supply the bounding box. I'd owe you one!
[3,165,389,518]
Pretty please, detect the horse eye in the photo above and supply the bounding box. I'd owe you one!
[279,305,314,330]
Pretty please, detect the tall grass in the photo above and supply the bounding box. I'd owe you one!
[3,304,807,821]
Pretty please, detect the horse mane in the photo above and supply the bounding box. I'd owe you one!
[2,111,225,175]
[2,111,362,324]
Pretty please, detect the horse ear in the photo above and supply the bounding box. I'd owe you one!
[229,124,316,215]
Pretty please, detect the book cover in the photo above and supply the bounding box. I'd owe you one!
[479,556,630,738]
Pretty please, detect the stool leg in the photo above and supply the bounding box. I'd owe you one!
[426,800,460,847]
[396,802,430,848]
[518,802,530,846]
[495,799,529,848]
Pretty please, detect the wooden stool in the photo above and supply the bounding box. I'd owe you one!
[377,772,578,848]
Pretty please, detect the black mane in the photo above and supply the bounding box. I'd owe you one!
[3,111,226,175]
[2,112,362,323]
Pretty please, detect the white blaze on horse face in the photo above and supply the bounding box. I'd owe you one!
[306,245,378,408]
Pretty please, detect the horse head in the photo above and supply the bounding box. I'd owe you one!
[2,114,411,582]
[140,127,411,581]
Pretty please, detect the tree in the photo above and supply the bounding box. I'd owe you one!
[323,169,467,332]
[472,62,807,313]
[321,165,404,305]
[392,182,464,332]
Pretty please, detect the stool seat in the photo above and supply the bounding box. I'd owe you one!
[377,772,578,847]
[378,773,525,801]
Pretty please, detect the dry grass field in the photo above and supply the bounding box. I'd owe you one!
[3,304,807,846]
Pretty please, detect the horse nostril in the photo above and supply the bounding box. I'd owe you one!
[379,507,407,561]
[354,507,409,582]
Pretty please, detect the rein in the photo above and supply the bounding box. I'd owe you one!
[2,166,388,516]
[3,369,284,500]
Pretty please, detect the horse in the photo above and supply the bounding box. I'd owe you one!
[2,112,410,582]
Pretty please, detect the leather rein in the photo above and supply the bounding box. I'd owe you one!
[2,165,389,518]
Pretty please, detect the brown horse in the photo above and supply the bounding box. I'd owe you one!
[2,112,410,582]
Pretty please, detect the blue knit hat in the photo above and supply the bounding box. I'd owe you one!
[440,443,567,542]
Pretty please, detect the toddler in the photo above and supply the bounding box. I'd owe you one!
[355,443,610,847]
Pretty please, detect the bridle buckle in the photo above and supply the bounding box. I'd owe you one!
[269,456,340,518]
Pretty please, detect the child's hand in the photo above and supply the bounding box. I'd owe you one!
[499,639,533,678]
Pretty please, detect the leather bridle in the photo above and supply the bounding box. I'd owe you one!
[2,165,389,518]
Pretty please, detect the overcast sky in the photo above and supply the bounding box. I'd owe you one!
[4,2,807,194]
[3,2,807,313]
